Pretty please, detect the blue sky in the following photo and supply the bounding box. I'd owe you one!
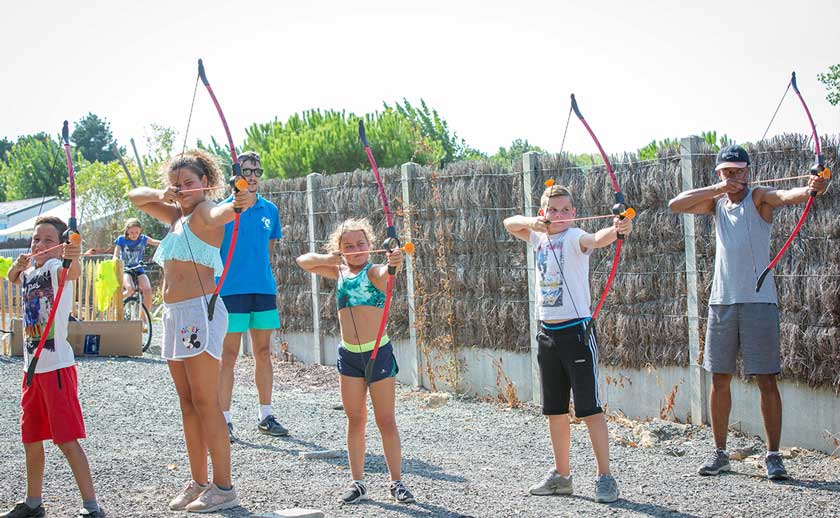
[2,0,838,158]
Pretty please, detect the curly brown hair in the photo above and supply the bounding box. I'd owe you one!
[324,218,376,254]
[163,149,225,200]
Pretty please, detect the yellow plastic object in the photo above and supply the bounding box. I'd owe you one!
[94,259,120,312]
[0,257,12,279]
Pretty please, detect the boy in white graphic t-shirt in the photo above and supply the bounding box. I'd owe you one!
[505,183,632,504]
[5,215,104,517]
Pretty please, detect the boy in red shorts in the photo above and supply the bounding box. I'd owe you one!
[3,216,104,518]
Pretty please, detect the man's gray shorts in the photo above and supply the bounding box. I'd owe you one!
[704,303,781,375]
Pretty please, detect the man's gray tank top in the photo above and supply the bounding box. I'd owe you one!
[709,188,778,305]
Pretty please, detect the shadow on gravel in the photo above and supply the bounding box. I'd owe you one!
[236,435,330,457]
[726,468,840,491]
[769,478,840,492]
[358,499,471,517]
[236,436,466,483]
[566,495,702,518]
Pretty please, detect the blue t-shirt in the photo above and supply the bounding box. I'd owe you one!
[114,235,148,267]
[218,193,282,296]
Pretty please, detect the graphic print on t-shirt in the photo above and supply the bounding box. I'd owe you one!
[117,236,147,267]
[536,234,565,308]
[22,267,56,354]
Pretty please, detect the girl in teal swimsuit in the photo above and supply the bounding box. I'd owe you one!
[296,217,415,505]
[128,149,254,513]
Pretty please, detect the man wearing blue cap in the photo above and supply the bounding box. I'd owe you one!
[669,144,828,480]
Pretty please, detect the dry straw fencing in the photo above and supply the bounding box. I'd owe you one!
[1,256,125,355]
[263,134,839,393]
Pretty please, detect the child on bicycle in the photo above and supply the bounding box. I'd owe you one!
[128,150,254,513]
[113,218,159,313]
[4,216,105,517]
[295,217,415,505]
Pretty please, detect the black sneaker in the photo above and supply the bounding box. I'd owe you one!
[389,480,416,503]
[227,422,239,444]
[78,508,106,517]
[258,415,289,437]
[765,453,790,480]
[339,481,368,504]
[0,502,45,518]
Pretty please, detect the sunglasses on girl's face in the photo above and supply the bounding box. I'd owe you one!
[241,167,263,177]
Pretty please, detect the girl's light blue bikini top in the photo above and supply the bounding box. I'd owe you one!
[152,216,223,276]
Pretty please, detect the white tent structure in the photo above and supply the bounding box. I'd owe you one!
[0,197,123,238]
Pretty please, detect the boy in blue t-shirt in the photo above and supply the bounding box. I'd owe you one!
[216,151,287,441]
[113,218,159,314]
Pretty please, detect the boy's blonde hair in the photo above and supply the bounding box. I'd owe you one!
[123,218,142,237]
[325,217,376,254]
[540,184,575,210]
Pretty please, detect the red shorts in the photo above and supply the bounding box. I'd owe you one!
[20,366,86,444]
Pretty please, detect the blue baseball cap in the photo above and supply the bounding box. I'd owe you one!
[715,145,750,171]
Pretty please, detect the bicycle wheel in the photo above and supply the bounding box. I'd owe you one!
[123,297,153,352]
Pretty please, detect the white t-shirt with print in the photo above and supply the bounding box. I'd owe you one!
[529,228,593,321]
[21,258,75,374]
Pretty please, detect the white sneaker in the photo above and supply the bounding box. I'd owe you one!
[184,484,239,513]
[168,480,207,511]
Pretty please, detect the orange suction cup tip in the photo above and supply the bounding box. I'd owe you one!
[623,207,636,219]
[544,179,555,187]
[403,242,415,255]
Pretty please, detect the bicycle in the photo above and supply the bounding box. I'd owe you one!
[123,263,153,352]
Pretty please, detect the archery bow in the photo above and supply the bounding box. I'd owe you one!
[25,121,81,386]
[195,58,246,320]
[570,94,630,322]
[358,120,400,383]
[755,71,831,292]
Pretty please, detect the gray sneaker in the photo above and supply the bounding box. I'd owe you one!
[698,449,731,475]
[765,453,790,480]
[258,415,289,437]
[528,468,573,496]
[594,474,619,503]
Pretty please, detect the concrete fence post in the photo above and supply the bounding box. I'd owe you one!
[400,162,421,387]
[306,173,325,364]
[680,136,707,425]
[522,152,541,404]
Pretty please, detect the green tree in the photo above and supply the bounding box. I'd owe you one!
[386,98,485,164]
[700,130,731,151]
[638,137,679,160]
[817,64,840,106]
[492,139,543,163]
[71,113,117,163]
[145,124,176,163]
[0,134,68,201]
[242,108,445,178]
[197,136,233,176]
[0,137,12,163]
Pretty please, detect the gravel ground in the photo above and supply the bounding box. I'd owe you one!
[2,333,839,517]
